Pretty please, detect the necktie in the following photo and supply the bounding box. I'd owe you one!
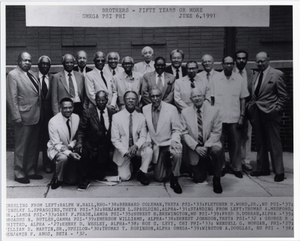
[68,73,75,97]
[197,109,203,146]
[190,78,195,88]
[66,119,71,140]
[100,71,108,88]
[206,72,210,81]
[41,75,48,98]
[27,72,39,92]
[175,69,179,79]
[157,75,163,91]
[112,69,116,76]
[129,113,134,147]
[100,109,105,129]
[255,71,263,97]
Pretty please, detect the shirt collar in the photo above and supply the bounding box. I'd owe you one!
[152,102,162,112]
[39,71,48,78]
[64,70,74,76]
[262,65,270,75]
[171,65,181,73]
[193,104,204,113]
[97,107,107,114]
[62,114,72,122]
[124,108,136,116]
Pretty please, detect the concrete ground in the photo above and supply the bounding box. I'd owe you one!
[5,151,293,198]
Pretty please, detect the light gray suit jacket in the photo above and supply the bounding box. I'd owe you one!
[111,109,148,166]
[7,66,41,125]
[47,112,80,160]
[51,70,87,115]
[143,102,182,164]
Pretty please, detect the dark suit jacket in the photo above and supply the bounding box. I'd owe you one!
[76,106,116,150]
[247,66,289,118]
[141,71,176,106]
[7,66,41,125]
[164,65,187,77]
[74,66,93,73]
[51,70,88,115]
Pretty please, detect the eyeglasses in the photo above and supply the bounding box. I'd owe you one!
[256,59,267,64]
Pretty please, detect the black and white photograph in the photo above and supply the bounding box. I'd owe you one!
[1,2,298,240]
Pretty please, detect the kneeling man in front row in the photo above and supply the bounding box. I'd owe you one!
[111,90,153,184]
[47,98,87,190]
[143,86,183,194]
[181,88,223,194]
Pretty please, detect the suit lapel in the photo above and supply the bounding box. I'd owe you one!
[59,114,69,142]
[145,105,155,134]
[259,70,273,94]
[121,110,129,140]
[155,102,167,134]
[161,73,169,96]
[59,71,69,94]
[202,104,209,142]
[95,69,109,91]
[19,70,38,94]
[91,107,101,128]
[132,112,139,139]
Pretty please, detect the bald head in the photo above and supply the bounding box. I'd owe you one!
[256,52,270,71]
[18,52,32,72]
[201,54,214,73]
[76,50,87,70]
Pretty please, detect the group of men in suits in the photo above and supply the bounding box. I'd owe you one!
[6,47,289,194]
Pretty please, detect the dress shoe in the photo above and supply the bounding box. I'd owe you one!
[14,177,30,184]
[250,171,270,177]
[78,179,91,191]
[242,162,253,171]
[233,171,243,178]
[51,177,62,189]
[274,173,285,182]
[170,176,182,194]
[137,171,150,186]
[28,174,43,180]
[213,176,223,194]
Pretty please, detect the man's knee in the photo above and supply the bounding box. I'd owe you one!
[55,153,69,164]
[209,145,222,156]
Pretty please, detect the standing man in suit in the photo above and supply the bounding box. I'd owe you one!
[74,50,93,75]
[7,51,43,184]
[47,98,88,190]
[234,50,254,172]
[111,90,153,184]
[74,90,117,183]
[104,52,123,79]
[85,51,117,109]
[211,56,249,179]
[247,52,289,182]
[114,56,143,110]
[51,53,87,117]
[141,57,175,106]
[133,46,155,75]
[36,55,54,173]
[143,87,183,194]
[181,88,223,193]
[174,61,210,113]
[164,49,187,79]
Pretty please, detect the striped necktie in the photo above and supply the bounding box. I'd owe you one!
[197,109,203,146]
